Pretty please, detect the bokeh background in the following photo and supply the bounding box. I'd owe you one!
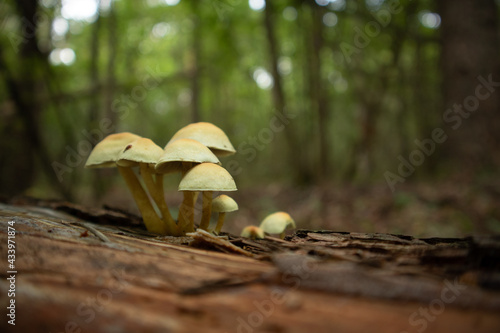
[1,0,499,237]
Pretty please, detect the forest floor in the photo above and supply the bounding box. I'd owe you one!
[97,179,500,239]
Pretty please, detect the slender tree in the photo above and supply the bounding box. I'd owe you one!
[263,0,308,183]
[190,0,201,123]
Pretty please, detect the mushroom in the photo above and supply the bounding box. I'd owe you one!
[178,163,237,231]
[240,226,265,240]
[117,138,179,235]
[211,195,238,234]
[155,138,220,233]
[156,138,221,174]
[86,133,168,235]
[167,122,236,157]
[85,133,169,235]
[259,212,296,239]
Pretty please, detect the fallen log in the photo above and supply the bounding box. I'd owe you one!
[0,200,499,333]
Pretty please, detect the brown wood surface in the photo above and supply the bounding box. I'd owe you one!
[1,199,500,333]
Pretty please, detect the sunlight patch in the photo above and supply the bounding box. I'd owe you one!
[249,0,265,11]
[253,67,274,90]
[419,11,441,29]
[49,48,76,66]
[61,0,98,22]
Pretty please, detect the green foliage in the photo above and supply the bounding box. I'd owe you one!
[0,0,445,199]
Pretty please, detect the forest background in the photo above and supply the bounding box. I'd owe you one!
[1,0,499,237]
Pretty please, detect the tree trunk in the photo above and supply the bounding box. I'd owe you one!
[263,0,310,184]
[190,0,201,123]
[88,9,102,125]
[105,3,118,126]
[0,0,72,199]
[438,0,500,174]
[308,2,330,181]
[0,50,36,197]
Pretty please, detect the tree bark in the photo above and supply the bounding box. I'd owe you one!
[308,2,330,181]
[190,0,201,123]
[88,8,102,126]
[105,3,118,126]
[438,0,500,174]
[0,0,72,199]
[264,0,313,184]
[1,198,500,332]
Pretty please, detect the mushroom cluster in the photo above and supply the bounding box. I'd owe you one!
[85,122,238,236]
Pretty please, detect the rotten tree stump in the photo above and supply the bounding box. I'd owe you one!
[0,199,500,333]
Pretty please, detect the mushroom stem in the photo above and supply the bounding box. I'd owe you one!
[155,173,183,236]
[140,164,180,236]
[117,166,167,234]
[213,212,226,234]
[199,191,213,231]
[178,191,195,233]
[178,166,196,233]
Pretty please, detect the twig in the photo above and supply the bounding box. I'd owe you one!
[70,221,110,243]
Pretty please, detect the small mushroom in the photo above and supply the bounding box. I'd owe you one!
[178,163,237,231]
[156,138,221,174]
[167,122,236,157]
[211,195,238,234]
[117,138,179,235]
[240,226,265,240]
[259,212,296,239]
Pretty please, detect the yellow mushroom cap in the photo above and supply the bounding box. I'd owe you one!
[167,122,236,157]
[259,212,296,234]
[155,138,220,174]
[241,226,265,239]
[178,163,237,192]
[116,138,163,168]
[212,195,238,213]
[85,132,142,168]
